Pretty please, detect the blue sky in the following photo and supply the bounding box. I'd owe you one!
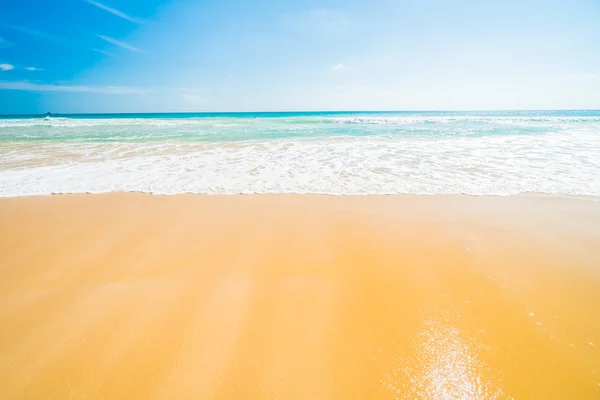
[0,0,599,113]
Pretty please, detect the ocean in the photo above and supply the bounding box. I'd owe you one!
[1,110,599,197]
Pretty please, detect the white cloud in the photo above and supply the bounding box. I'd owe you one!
[0,81,148,95]
[0,36,15,49]
[182,93,205,103]
[566,74,600,82]
[24,67,43,71]
[97,35,140,52]
[1,25,70,45]
[93,49,115,57]
[0,64,14,71]
[331,63,348,71]
[84,0,143,24]
[283,8,351,36]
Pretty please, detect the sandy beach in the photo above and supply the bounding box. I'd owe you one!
[0,193,599,399]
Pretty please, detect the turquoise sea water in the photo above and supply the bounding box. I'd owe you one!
[1,110,599,196]
[1,110,599,142]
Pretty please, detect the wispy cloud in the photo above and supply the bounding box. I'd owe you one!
[566,74,600,82]
[24,67,43,71]
[84,0,143,24]
[1,24,71,45]
[93,48,116,57]
[97,35,140,52]
[331,63,348,71]
[182,93,204,103]
[0,81,148,95]
[0,64,14,71]
[0,36,15,49]
[283,8,351,36]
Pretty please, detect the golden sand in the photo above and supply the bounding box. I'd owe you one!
[0,193,599,399]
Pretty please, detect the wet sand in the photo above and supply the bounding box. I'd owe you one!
[0,193,599,399]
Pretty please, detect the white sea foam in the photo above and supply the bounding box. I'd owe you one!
[1,128,599,197]
[0,117,222,128]
[3,114,600,129]
[327,116,600,125]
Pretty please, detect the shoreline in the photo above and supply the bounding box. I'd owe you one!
[1,193,599,399]
[3,110,599,201]
[2,190,599,199]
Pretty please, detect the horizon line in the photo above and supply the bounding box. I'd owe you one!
[1,109,600,117]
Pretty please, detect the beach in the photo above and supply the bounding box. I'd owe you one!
[1,193,599,399]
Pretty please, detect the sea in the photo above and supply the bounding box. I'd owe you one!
[1,110,599,197]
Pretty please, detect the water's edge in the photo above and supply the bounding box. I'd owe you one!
[2,111,599,198]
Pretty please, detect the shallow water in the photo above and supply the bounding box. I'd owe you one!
[1,110,599,196]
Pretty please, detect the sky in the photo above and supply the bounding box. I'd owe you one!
[0,0,599,114]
